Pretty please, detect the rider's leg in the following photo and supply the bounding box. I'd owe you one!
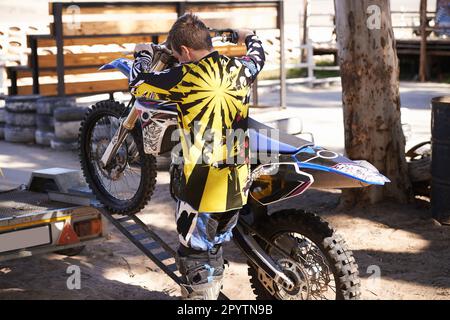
[175,200,239,300]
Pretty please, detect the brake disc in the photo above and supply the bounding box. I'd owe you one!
[273,258,310,300]
[95,138,128,181]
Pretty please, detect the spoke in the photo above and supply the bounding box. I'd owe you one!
[87,111,143,202]
[265,231,339,301]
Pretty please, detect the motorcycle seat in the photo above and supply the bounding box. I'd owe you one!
[136,99,313,155]
[248,118,314,155]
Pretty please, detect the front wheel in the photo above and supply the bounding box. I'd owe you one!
[79,100,157,215]
[247,210,361,300]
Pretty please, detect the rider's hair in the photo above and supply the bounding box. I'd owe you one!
[167,13,213,54]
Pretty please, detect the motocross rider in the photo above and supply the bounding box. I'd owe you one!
[129,13,265,300]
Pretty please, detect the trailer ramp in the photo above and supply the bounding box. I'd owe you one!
[92,205,229,300]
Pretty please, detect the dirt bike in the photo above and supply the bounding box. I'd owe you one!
[78,30,390,300]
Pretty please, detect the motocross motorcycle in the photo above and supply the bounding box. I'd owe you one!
[79,30,390,300]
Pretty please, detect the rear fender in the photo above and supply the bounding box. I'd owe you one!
[295,146,390,187]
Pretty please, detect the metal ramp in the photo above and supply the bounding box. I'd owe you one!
[0,167,228,297]
[94,205,181,285]
[93,205,229,300]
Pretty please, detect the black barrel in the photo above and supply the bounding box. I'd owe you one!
[431,96,450,225]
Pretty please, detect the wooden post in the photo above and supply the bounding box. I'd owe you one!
[419,0,428,82]
[29,37,40,94]
[278,0,286,109]
[301,0,309,63]
[53,3,65,96]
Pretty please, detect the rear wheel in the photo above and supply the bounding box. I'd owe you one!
[247,210,361,300]
[79,100,156,215]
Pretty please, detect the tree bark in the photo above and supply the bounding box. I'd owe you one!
[334,0,413,206]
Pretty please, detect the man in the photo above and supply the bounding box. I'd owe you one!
[130,13,265,299]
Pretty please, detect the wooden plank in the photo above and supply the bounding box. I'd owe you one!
[17,79,129,96]
[60,5,176,16]
[216,45,247,57]
[51,19,176,37]
[36,52,134,68]
[16,67,116,78]
[158,35,168,43]
[33,44,245,69]
[36,35,154,47]
[397,49,421,55]
[185,4,278,29]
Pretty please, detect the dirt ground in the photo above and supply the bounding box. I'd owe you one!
[0,141,449,300]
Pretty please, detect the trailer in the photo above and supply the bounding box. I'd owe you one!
[0,167,230,298]
[0,168,109,262]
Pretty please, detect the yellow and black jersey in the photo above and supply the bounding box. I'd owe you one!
[130,35,265,213]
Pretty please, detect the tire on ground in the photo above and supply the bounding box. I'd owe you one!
[35,130,55,146]
[4,125,36,143]
[36,114,55,131]
[36,96,77,115]
[5,110,36,126]
[54,120,81,140]
[51,137,78,151]
[247,210,361,300]
[54,106,87,122]
[4,95,41,112]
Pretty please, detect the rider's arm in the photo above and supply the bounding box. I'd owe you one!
[237,34,266,84]
[129,48,186,99]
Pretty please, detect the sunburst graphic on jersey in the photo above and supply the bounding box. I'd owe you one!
[171,56,250,181]
[131,52,256,212]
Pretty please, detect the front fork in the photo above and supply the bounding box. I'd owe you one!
[100,60,168,168]
[99,99,139,168]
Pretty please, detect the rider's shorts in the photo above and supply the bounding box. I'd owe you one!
[175,200,239,252]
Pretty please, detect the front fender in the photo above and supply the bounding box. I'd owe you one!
[99,58,133,80]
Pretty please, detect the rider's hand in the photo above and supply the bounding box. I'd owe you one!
[134,43,154,55]
[236,29,255,44]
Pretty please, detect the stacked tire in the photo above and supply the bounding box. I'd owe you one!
[35,97,77,147]
[52,104,88,151]
[4,95,40,144]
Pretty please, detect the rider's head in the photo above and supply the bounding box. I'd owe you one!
[167,13,213,63]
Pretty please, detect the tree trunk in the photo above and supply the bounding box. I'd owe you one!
[334,0,413,206]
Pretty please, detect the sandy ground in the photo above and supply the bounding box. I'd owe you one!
[0,141,449,300]
[0,82,449,300]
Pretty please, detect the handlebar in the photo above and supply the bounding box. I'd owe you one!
[208,28,240,44]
